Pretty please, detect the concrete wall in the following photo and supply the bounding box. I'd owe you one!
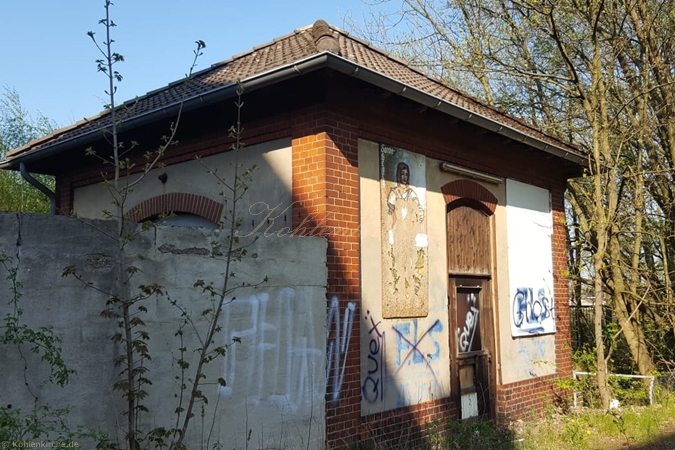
[73,138,293,235]
[0,213,327,449]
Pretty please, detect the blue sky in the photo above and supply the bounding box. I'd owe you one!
[0,1,392,128]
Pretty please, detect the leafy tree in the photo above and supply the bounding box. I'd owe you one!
[66,2,256,449]
[0,87,57,213]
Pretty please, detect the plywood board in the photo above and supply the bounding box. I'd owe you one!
[380,145,429,318]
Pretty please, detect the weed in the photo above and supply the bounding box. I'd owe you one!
[561,417,589,449]
[514,391,675,449]
[427,419,516,450]
[0,405,114,449]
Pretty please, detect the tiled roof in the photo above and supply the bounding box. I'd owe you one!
[5,20,584,165]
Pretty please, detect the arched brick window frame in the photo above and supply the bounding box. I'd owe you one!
[441,179,497,215]
[125,193,223,224]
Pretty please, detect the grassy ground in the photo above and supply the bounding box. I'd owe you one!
[513,404,675,449]
[422,394,675,450]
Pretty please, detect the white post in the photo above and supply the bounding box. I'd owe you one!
[649,376,655,405]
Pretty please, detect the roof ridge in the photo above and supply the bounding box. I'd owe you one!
[330,23,451,85]
[328,25,504,110]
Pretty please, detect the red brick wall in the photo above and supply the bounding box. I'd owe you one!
[284,97,572,447]
[441,179,498,214]
[124,192,224,223]
[290,107,363,446]
[54,89,574,448]
[315,96,572,447]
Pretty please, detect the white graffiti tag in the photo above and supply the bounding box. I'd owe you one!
[326,296,356,402]
[457,293,479,353]
[219,288,323,413]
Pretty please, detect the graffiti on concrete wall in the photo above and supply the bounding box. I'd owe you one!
[361,311,448,415]
[326,296,356,402]
[380,145,428,318]
[219,288,324,414]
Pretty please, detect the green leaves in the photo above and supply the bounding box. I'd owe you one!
[0,87,56,213]
[2,255,75,387]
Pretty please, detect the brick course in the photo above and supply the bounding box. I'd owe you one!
[124,192,224,224]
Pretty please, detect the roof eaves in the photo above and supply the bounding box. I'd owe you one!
[321,53,586,166]
[4,26,316,163]
[2,43,586,171]
[0,52,334,171]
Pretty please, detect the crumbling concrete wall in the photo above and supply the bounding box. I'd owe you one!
[0,213,327,449]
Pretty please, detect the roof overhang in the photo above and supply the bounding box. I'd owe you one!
[1,52,587,171]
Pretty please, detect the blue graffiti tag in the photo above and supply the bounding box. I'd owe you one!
[392,319,442,370]
[362,310,386,404]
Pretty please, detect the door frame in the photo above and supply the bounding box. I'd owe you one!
[446,200,498,420]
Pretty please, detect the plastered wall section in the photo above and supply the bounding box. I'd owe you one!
[73,138,293,235]
[359,140,451,415]
[0,213,327,450]
[359,139,557,412]
[494,190,557,384]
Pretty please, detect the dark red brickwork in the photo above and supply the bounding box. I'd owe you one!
[495,374,568,422]
[353,397,459,448]
[441,179,498,214]
[286,101,572,448]
[55,87,575,449]
[290,107,363,446]
[124,193,224,224]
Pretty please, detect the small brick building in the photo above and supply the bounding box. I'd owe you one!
[3,20,584,448]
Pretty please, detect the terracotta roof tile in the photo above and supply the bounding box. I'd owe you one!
[5,21,583,164]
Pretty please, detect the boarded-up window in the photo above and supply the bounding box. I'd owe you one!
[446,205,491,276]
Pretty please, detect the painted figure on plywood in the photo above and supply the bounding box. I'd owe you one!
[380,145,428,318]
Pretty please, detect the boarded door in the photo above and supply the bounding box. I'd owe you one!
[447,203,496,419]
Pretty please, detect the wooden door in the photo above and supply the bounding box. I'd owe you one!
[447,204,496,420]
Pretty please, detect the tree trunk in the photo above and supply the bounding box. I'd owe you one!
[609,232,655,375]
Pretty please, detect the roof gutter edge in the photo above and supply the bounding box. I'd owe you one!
[1,53,333,171]
[322,54,587,167]
[2,51,586,170]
